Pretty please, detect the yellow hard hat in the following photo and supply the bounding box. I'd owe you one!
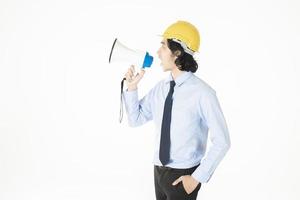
[162,20,200,53]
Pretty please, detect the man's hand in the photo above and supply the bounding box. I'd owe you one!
[124,65,145,91]
[172,175,200,194]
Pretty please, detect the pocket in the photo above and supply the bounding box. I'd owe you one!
[194,182,202,193]
[178,182,189,194]
[179,181,201,195]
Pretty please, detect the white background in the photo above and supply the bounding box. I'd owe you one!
[1,0,299,199]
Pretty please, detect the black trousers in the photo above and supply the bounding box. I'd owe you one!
[154,164,201,200]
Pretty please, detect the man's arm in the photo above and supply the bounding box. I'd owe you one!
[122,65,153,127]
[123,88,153,127]
[191,90,231,183]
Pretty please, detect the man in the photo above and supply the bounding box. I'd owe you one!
[122,20,231,200]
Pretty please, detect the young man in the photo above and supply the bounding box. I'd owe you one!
[123,21,231,200]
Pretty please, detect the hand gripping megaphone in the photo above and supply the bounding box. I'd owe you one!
[108,38,154,123]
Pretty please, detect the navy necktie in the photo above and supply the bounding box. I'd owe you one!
[159,80,176,166]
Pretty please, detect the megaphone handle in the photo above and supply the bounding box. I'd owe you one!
[119,77,126,123]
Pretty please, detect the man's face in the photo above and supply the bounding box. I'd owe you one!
[157,39,176,72]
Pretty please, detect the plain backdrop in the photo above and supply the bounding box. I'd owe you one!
[1,0,299,199]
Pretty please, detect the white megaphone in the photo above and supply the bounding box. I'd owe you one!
[109,38,153,123]
[109,38,153,68]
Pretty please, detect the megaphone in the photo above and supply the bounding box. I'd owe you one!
[109,38,154,123]
[109,38,153,68]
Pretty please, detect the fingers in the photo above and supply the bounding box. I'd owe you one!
[124,66,146,90]
[125,66,145,80]
[125,70,131,82]
[139,69,145,76]
[130,65,135,74]
[126,65,135,76]
[125,65,135,82]
[133,69,145,83]
[126,65,135,79]
[135,69,145,79]
[172,176,183,185]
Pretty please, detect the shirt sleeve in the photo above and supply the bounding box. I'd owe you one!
[191,90,231,183]
[122,88,154,127]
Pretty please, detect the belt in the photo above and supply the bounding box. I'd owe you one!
[156,165,173,170]
[155,164,200,171]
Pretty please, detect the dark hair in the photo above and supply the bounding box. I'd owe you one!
[167,39,198,73]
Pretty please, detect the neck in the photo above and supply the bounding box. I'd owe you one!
[171,67,184,80]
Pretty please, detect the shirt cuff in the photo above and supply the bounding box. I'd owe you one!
[191,167,213,184]
[123,89,138,102]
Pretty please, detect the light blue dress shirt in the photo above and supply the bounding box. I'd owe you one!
[122,71,231,183]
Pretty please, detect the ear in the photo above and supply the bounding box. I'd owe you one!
[174,50,181,57]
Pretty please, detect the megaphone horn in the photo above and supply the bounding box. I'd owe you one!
[109,38,153,68]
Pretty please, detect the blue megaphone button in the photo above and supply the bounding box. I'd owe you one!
[142,52,153,68]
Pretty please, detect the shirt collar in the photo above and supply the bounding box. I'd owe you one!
[164,71,193,87]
